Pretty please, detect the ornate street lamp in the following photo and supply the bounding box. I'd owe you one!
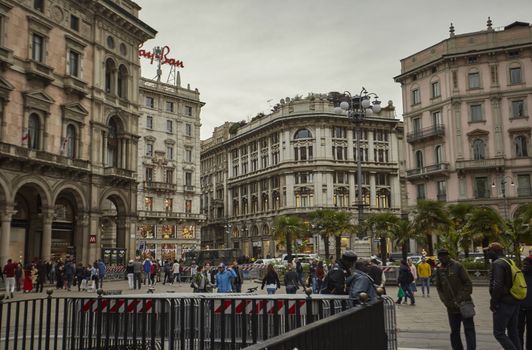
[492,175,515,219]
[334,88,381,248]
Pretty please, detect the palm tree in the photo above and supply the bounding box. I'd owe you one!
[501,204,532,266]
[272,215,304,256]
[331,211,356,261]
[448,203,474,257]
[464,206,504,265]
[309,210,333,260]
[391,218,423,261]
[365,212,400,265]
[412,200,450,255]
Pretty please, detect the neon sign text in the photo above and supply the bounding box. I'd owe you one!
[138,45,184,68]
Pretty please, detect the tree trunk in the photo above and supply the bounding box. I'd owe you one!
[322,234,330,261]
[514,241,522,267]
[482,237,489,267]
[335,235,341,261]
[401,242,408,262]
[464,245,470,258]
[426,233,434,256]
[380,237,387,265]
[286,232,292,256]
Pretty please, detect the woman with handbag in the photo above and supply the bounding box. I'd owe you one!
[435,249,476,350]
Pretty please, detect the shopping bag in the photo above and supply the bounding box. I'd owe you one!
[397,287,405,298]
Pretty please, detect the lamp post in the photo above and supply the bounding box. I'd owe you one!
[334,89,381,250]
[492,175,515,219]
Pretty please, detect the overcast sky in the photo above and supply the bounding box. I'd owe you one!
[135,0,532,140]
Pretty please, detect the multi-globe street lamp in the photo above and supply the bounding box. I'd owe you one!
[492,175,515,219]
[334,88,381,250]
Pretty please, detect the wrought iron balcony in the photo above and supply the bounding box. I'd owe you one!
[455,158,505,171]
[406,163,450,179]
[144,181,177,193]
[407,124,445,143]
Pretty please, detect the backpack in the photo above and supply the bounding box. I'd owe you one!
[502,259,527,300]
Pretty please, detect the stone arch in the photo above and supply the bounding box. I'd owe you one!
[12,175,52,207]
[99,189,129,216]
[261,223,269,236]
[0,172,11,207]
[250,224,259,237]
[52,183,87,210]
[99,190,130,255]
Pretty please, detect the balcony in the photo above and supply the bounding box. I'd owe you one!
[137,210,204,221]
[211,199,224,207]
[184,185,195,193]
[0,46,13,69]
[406,163,450,180]
[518,188,532,197]
[144,181,177,193]
[455,158,505,172]
[407,124,445,143]
[63,76,88,97]
[104,167,135,179]
[25,60,54,85]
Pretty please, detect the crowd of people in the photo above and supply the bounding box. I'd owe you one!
[1,258,107,298]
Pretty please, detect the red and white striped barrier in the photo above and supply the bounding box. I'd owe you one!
[82,299,153,313]
[213,299,307,315]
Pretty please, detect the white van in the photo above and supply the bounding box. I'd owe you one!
[280,253,318,265]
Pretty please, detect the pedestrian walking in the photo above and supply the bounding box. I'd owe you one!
[418,257,432,297]
[192,265,207,292]
[133,258,143,290]
[143,258,152,286]
[315,261,326,293]
[322,251,357,295]
[15,263,22,292]
[3,258,17,298]
[295,259,304,285]
[126,260,135,290]
[347,260,377,304]
[396,260,415,305]
[35,260,47,293]
[368,258,386,294]
[284,264,300,294]
[162,260,172,285]
[408,258,418,294]
[308,260,318,292]
[486,242,524,350]
[172,259,180,284]
[75,263,85,292]
[48,261,56,285]
[261,264,280,295]
[149,261,157,285]
[435,249,476,350]
[215,264,237,293]
[518,255,532,350]
[204,263,215,292]
[232,262,244,293]
[23,262,34,293]
[97,259,106,289]
[64,260,75,291]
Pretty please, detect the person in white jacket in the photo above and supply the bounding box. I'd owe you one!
[407,258,418,296]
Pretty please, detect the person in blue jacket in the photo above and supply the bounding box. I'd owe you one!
[97,259,106,289]
[215,263,237,293]
[143,258,152,286]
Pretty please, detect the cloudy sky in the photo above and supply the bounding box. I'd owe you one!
[135,0,532,139]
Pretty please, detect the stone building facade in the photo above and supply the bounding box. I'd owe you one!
[395,20,532,219]
[200,96,404,258]
[0,0,156,265]
[136,77,203,261]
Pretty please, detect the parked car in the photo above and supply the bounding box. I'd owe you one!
[280,253,318,265]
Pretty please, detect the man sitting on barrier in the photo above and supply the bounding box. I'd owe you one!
[215,263,237,293]
[347,260,377,304]
[322,250,357,295]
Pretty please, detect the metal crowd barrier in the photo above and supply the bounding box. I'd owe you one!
[0,290,397,350]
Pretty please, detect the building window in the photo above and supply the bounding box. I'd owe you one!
[452,71,458,89]
[164,198,173,212]
[165,169,174,184]
[146,143,153,157]
[117,65,128,99]
[146,116,153,129]
[332,145,347,160]
[437,181,446,201]
[435,145,443,164]
[185,123,192,136]
[468,71,480,89]
[412,89,420,105]
[353,128,368,140]
[431,81,441,98]
[144,197,153,211]
[470,104,483,122]
[474,177,489,198]
[166,120,173,133]
[272,150,279,165]
[68,50,80,77]
[332,127,346,138]
[376,189,390,208]
[166,145,173,160]
[472,139,486,160]
[185,200,192,214]
[416,184,426,200]
[145,96,154,108]
[295,191,314,208]
[31,34,44,62]
[34,0,44,12]
[354,147,368,162]
[515,136,528,157]
[105,59,116,94]
[295,172,313,184]
[65,124,76,159]
[70,15,79,31]
[376,173,389,186]
[294,129,312,139]
[490,65,498,85]
[145,168,153,182]
[166,101,174,112]
[374,129,389,142]
[185,172,192,186]
[185,149,192,162]
[412,117,421,133]
[510,66,522,84]
[294,146,313,161]
[517,174,532,197]
[415,150,423,169]
[511,100,526,118]
[334,171,348,184]
[185,106,193,116]
[432,111,443,126]
[27,113,41,150]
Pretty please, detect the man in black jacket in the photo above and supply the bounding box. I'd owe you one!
[322,250,357,295]
[486,242,522,350]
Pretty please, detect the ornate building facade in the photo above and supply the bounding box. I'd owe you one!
[395,20,532,219]
[136,77,203,261]
[0,0,156,265]
[201,95,404,258]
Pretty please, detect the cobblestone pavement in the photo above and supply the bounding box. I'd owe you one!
[1,280,511,349]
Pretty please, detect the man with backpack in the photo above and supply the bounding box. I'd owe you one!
[486,242,527,350]
[397,259,415,305]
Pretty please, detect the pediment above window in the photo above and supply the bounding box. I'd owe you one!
[508,127,532,136]
[466,129,489,138]
[144,135,156,142]
[23,90,54,113]
[0,76,14,100]
[61,102,88,124]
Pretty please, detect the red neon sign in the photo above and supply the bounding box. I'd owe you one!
[138,44,184,68]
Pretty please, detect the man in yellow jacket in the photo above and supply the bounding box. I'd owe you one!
[417,257,432,297]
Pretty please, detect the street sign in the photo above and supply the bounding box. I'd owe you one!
[89,235,97,244]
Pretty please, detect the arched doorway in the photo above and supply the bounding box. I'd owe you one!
[99,194,127,265]
[52,189,84,261]
[11,182,49,264]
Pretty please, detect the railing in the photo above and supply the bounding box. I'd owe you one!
[0,291,394,350]
[0,142,90,170]
[144,181,177,192]
[104,167,135,178]
[137,210,203,220]
[518,187,532,197]
[406,124,445,143]
[184,185,195,192]
[243,300,387,350]
[406,162,449,177]
[455,157,505,170]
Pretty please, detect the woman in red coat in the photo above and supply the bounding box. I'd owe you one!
[23,263,34,293]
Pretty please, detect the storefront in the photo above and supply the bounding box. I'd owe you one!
[101,248,126,265]
[252,240,262,259]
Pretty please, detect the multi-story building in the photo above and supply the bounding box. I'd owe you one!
[200,95,404,258]
[0,0,156,266]
[395,20,532,219]
[136,77,204,261]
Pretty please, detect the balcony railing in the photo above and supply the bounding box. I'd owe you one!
[0,46,13,68]
[137,210,204,220]
[407,124,445,143]
[455,158,505,171]
[0,142,90,170]
[144,181,177,193]
[406,162,449,178]
[25,59,54,84]
[518,188,532,197]
[184,185,195,192]
[63,76,88,96]
[104,167,134,178]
